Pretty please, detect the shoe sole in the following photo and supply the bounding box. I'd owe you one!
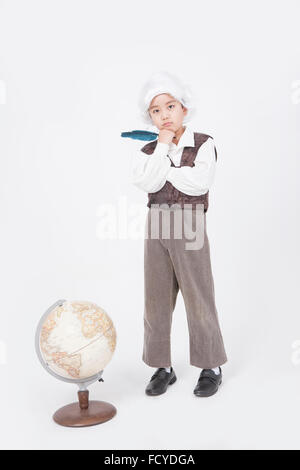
[145,375,177,396]
[193,379,222,397]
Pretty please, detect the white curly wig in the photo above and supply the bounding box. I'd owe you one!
[138,71,196,126]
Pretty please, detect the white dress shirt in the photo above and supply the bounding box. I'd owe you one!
[131,126,217,196]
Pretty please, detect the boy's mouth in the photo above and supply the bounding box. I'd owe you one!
[163,122,172,127]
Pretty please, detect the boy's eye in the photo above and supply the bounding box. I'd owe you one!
[153,104,174,114]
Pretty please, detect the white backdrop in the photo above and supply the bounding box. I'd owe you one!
[0,0,299,450]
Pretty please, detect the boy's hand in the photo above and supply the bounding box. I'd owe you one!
[158,127,176,145]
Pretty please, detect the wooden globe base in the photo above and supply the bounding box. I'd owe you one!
[53,390,117,427]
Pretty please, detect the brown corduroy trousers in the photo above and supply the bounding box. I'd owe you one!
[143,205,228,369]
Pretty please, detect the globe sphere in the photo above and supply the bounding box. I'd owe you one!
[36,300,117,381]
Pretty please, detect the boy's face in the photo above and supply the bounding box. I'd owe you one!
[148,93,187,131]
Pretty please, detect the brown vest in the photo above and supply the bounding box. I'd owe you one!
[140,132,217,211]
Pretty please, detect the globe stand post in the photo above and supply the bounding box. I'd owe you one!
[52,388,117,427]
[78,390,89,409]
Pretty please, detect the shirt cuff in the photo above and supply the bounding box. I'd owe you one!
[153,141,170,156]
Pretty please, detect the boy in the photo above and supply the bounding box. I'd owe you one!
[131,71,228,397]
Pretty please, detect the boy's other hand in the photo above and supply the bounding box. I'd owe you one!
[158,128,176,145]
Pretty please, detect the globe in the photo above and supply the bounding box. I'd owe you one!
[35,299,117,427]
[36,299,117,382]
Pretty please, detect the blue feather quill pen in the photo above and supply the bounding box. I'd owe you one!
[121,130,158,141]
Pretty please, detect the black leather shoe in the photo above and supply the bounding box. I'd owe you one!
[193,367,222,397]
[145,367,177,396]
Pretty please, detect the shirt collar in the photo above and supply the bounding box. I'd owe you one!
[169,125,195,150]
